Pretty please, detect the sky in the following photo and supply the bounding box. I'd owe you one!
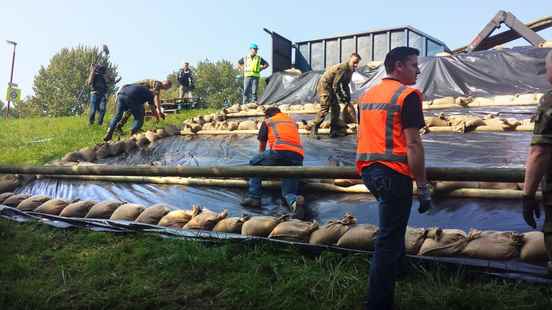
[0,0,551,98]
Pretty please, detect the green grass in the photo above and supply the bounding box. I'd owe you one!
[0,109,214,165]
[1,111,552,309]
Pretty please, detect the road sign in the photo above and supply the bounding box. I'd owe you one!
[5,85,21,103]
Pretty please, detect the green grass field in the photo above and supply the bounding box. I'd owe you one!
[1,111,552,309]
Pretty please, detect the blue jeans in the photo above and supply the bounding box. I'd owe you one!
[247,150,303,206]
[89,91,107,125]
[362,163,413,310]
[108,95,145,134]
[243,76,259,104]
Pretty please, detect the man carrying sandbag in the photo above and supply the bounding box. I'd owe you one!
[311,53,361,139]
[356,47,431,310]
[103,84,158,141]
[241,107,305,219]
[522,49,552,274]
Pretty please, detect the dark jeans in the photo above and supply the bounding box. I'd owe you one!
[89,91,107,125]
[247,150,303,206]
[243,76,259,104]
[362,163,413,310]
[108,95,145,134]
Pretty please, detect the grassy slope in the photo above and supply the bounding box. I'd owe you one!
[0,111,551,309]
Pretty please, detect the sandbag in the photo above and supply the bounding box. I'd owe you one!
[471,97,494,106]
[79,146,97,162]
[418,228,467,256]
[309,213,356,245]
[16,195,51,211]
[203,114,214,123]
[124,139,139,153]
[455,97,473,107]
[3,193,31,207]
[62,151,84,162]
[85,200,124,219]
[224,104,241,114]
[59,200,97,218]
[336,224,379,250]
[279,104,290,111]
[432,96,455,106]
[461,229,523,260]
[303,103,315,111]
[156,128,169,138]
[212,216,250,234]
[215,112,226,122]
[135,204,172,224]
[341,103,357,124]
[405,227,427,255]
[0,192,15,204]
[513,93,537,105]
[183,208,228,230]
[269,220,319,242]
[482,118,515,131]
[425,115,450,127]
[145,130,160,143]
[493,95,514,106]
[0,175,26,193]
[135,134,150,148]
[238,120,257,130]
[289,104,304,111]
[202,122,217,131]
[165,124,180,136]
[227,121,239,131]
[95,143,111,159]
[110,203,145,221]
[520,231,548,262]
[449,116,485,130]
[245,102,258,109]
[216,121,229,131]
[241,215,287,237]
[158,205,201,228]
[111,141,126,156]
[34,199,69,215]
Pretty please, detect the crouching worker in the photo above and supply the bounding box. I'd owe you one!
[241,107,305,219]
[103,84,158,142]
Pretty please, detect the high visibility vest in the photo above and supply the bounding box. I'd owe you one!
[266,112,304,157]
[355,79,422,177]
[244,55,262,78]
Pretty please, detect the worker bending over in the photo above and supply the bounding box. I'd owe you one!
[241,107,305,219]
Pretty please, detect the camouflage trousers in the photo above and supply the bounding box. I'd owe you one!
[542,168,552,270]
[313,92,341,130]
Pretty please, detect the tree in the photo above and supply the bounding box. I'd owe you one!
[163,59,242,109]
[30,46,119,117]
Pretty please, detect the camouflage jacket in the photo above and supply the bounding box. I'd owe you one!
[531,90,552,146]
[317,62,353,103]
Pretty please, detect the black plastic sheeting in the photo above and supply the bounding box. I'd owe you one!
[259,47,552,105]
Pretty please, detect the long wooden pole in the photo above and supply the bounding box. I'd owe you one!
[0,165,525,182]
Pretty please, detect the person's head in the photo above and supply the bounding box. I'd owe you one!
[182,62,189,70]
[264,106,281,118]
[384,47,420,85]
[348,53,362,71]
[161,80,172,89]
[250,43,258,56]
[546,50,552,85]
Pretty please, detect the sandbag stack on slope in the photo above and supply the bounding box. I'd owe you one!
[135,204,172,224]
[337,224,379,250]
[212,216,250,234]
[183,208,228,230]
[60,200,97,218]
[110,203,145,221]
[85,200,125,219]
[34,199,70,215]
[461,230,524,260]
[16,195,51,211]
[0,192,15,204]
[158,205,201,228]
[418,228,468,257]
[3,193,31,208]
[269,219,319,242]
[309,213,356,246]
[241,215,288,237]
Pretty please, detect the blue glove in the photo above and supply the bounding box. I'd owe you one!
[417,183,432,214]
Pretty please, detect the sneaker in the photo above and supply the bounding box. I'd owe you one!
[290,195,305,220]
[240,197,261,208]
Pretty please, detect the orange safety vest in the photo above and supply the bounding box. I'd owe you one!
[266,112,304,157]
[356,79,423,177]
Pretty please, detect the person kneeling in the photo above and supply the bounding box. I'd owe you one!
[241,107,306,219]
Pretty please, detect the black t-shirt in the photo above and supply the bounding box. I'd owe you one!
[91,73,107,94]
[258,121,269,143]
[119,85,155,106]
[401,92,425,129]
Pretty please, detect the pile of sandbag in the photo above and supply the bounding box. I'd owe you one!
[2,190,550,266]
[423,93,543,110]
[424,113,534,133]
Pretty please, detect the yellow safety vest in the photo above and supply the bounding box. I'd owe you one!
[244,55,261,78]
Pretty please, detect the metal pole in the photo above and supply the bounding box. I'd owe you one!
[0,165,526,182]
[5,40,17,118]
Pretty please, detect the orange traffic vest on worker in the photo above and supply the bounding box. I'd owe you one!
[356,79,423,177]
[265,112,304,157]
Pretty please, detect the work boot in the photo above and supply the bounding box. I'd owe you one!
[240,197,261,208]
[310,125,320,140]
[103,128,114,142]
[290,195,305,220]
[329,129,348,138]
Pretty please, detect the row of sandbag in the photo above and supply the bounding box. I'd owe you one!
[0,191,547,264]
[424,113,534,133]
[426,93,543,110]
[59,124,181,164]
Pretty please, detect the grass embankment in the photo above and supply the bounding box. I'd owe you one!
[1,111,551,309]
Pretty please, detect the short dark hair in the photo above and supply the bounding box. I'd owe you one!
[264,107,281,117]
[351,53,362,61]
[384,47,420,74]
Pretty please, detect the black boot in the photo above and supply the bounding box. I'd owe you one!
[103,128,114,142]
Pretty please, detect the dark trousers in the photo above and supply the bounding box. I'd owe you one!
[247,150,303,206]
[243,76,259,104]
[108,95,145,134]
[89,91,107,125]
[361,163,413,310]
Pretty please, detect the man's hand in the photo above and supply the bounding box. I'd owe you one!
[158,110,166,120]
[417,183,432,214]
[522,194,540,228]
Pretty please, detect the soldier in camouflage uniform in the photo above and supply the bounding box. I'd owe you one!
[311,53,361,138]
[114,79,172,134]
[522,49,552,274]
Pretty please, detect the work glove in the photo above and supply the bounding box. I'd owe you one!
[417,183,432,214]
[522,194,540,229]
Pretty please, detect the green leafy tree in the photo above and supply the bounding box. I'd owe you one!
[30,46,119,117]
